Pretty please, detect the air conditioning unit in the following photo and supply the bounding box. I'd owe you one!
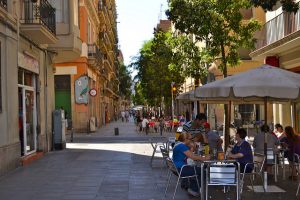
[90,117,96,132]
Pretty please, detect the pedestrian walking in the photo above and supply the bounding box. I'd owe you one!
[121,111,125,122]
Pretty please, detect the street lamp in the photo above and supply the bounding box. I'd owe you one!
[171,82,175,129]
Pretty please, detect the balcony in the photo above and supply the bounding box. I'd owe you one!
[88,44,102,68]
[20,0,57,44]
[250,10,300,60]
[105,81,119,97]
[0,0,7,10]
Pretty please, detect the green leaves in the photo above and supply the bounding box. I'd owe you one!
[130,29,185,107]
[118,63,132,100]
[251,0,299,13]
[167,0,261,77]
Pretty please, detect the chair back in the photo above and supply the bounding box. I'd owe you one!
[165,157,179,176]
[207,162,238,185]
[253,153,265,173]
[160,146,169,159]
[266,148,275,164]
[294,153,300,163]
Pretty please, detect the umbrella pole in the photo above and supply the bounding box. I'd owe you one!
[291,102,295,128]
[264,98,268,191]
[224,101,231,151]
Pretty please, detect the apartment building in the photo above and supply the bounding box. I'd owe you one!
[250,1,300,131]
[0,0,81,176]
[54,0,119,132]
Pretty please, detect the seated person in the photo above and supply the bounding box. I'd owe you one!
[228,128,253,173]
[192,133,205,155]
[283,126,300,179]
[273,123,285,139]
[172,132,210,197]
[203,122,223,151]
[186,140,196,166]
[253,124,279,154]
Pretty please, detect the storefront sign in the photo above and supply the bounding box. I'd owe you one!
[75,76,89,104]
[18,52,39,74]
[89,88,97,97]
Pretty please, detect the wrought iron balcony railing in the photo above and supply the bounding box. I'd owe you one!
[256,9,300,50]
[22,0,56,35]
[88,44,102,64]
[0,0,7,10]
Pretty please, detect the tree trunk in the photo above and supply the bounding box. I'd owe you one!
[221,43,230,150]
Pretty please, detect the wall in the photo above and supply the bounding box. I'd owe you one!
[0,14,19,176]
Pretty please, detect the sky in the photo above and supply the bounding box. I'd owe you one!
[116,0,168,66]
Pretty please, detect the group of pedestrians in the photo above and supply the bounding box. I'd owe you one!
[121,110,130,122]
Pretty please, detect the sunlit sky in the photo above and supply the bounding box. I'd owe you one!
[116,0,168,67]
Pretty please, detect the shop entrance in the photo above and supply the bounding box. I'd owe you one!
[18,69,37,156]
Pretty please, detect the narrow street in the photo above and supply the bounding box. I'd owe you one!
[0,119,299,200]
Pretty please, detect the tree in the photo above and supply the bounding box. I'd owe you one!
[132,82,146,106]
[130,29,185,114]
[169,34,212,85]
[167,0,261,148]
[118,63,132,100]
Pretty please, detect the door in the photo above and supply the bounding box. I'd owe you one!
[19,87,37,156]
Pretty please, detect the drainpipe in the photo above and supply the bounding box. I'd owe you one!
[44,50,49,152]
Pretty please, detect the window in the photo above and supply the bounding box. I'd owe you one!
[49,0,69,23]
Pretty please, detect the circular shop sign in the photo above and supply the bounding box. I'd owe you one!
[89,88,97,97]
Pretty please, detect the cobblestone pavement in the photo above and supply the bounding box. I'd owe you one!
[0,118,299,200]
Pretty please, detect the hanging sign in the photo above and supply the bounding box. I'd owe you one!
[89,88,97,97]
[75,76,89,104]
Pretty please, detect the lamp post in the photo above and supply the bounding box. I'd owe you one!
[171,82,175,129]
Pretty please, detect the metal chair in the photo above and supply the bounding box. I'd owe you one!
[266,148,279,182]
[206,161,240,200]
[150,138,167,167]
[294,153,300,196]
[159,146,170,171]
[164,157,201,200]
[240,153,265,193]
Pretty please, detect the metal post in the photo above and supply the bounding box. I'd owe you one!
[171,82,175,130]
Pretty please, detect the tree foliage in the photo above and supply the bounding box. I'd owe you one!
[131,82,146,106]
[118,63,132,100]
[251,0,299,13]
[130,29,185,108]
[167,0,261,77]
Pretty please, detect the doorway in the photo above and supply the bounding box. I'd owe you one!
[18,69,37,156]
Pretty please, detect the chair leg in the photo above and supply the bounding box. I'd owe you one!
[164,172,172,197]
[259,174,266,192]
[249,175,254,191]
[150,144,157,166]
[173,177,180,200]
[296,182,300,196]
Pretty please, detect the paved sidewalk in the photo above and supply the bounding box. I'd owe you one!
[0,118,299,199]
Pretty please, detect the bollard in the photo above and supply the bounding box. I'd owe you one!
[71,127,74,142]
[264,171,268,191]
[114,127,119,135]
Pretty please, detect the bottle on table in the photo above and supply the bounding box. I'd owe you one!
[204,143,210,156]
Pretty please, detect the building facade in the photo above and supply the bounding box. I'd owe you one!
[0,0,75,176]
[250,1,300,131]
[54,0,119,132]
